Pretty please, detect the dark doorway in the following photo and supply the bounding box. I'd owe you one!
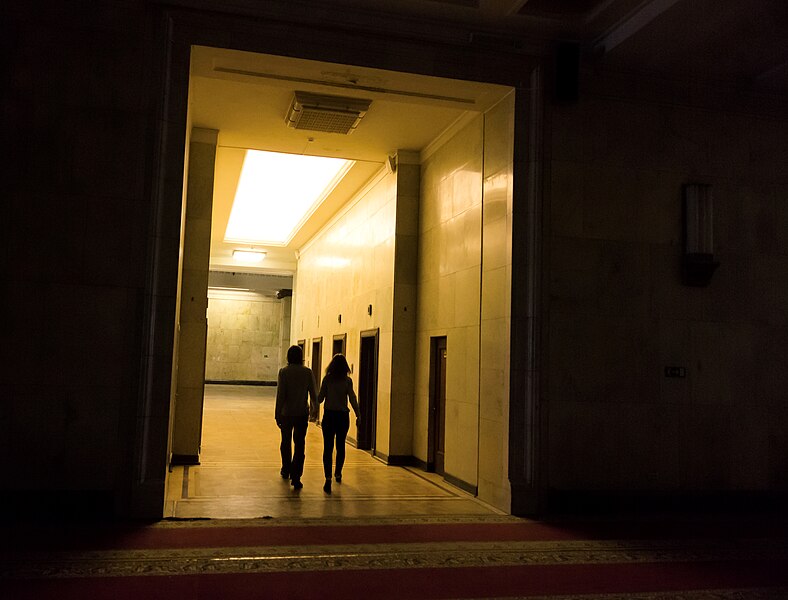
[311,338,323,383]
[297,339,306,361]
[357,330,378,451]
[332,334,346,357]
[428,336,447,475]
[311,338,322,423]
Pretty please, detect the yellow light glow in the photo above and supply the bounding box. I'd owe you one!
[316,256,351,269]
[225,150,353,245]
[232,249,267,263]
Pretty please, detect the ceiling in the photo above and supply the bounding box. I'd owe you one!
[289,0,788,91]
[190,46,512,277]
[190,0,787,281]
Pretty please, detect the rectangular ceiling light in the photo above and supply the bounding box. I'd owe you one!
[232,249,266,263]
[285,91,372,135]
[225,150,353,245]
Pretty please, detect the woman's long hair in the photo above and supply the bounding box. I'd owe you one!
[325,353,350,380]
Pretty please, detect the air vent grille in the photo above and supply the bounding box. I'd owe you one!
[286,91,372,135]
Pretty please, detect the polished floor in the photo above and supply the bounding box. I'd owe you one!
[164,384,502,520]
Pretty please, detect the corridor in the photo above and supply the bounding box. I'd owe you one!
[165,385,500,520]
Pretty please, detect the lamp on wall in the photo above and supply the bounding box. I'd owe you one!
[682,183,719,286]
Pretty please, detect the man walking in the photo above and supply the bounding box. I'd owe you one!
[275,345,317,490]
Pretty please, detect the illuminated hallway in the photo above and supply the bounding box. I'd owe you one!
[166,385,500,519]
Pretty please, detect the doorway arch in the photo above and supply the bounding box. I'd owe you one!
[134,6,544,519]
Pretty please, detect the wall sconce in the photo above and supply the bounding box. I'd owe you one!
[682,183,719,286]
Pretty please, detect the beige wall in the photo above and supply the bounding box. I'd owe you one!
[292,167,398,453]
[413,96,515,512]
[415,116,484,488]
[292,104,514,513]
[479,92,515,509]
[546,73,788,494]
[171,128,217,459]
[205,293,284,382]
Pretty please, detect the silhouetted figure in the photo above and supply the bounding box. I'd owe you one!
[316,353,360,494]
[275,345,317,490]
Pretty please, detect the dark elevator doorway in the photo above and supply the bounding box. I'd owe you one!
[428,336,447,475]
[332,334,346,357]
[311,338,323,423]
[357,330,378,451]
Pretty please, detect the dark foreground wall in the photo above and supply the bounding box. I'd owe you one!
[2,2,162,516]
[3,1,786,518]
[546,69,788,507]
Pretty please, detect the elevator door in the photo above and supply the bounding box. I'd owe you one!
[311,339,322,422]
[332,335,345,356]
[357,331,378,451]
[429,337,447,475]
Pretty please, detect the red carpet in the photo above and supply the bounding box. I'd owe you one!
[3,515,788,599]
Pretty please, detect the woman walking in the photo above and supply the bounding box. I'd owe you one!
[316,354,360,494]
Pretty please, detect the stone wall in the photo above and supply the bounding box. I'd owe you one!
[205,294,283,382]
[292,167,397,455]
[546,71,788,496]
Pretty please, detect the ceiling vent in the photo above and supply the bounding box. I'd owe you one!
[285,91,372,135]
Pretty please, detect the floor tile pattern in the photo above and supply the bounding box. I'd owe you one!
[165,384,499,519]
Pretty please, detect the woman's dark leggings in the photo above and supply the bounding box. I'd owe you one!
[321,410,350,479]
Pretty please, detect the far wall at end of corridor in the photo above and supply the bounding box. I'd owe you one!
[205,293,288,382]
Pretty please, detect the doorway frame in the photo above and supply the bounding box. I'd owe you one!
[427,336,448,474]
[331,333,346,358]
[356,328,379,452]
[310,337,323,423]
[310,337,323,378]
[133,6,545,519]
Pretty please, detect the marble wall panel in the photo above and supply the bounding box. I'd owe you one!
[205,296,283,381]
[478,415,511,509]
[454,267,481,327]
[483,95,515,179]
[293,169,399,456]
[415,116,483,479]
[447,399,479,484]
[484,170,510,225]
[414,96,514,509]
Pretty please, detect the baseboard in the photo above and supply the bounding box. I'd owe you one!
[205,380,276,386]
[444,472,477,495]
[170,454,200,466]
[547,490,788,515]
[385,454,419,467]
[370,451,419,466]
[510,482,544,517]
[411,457,428,470]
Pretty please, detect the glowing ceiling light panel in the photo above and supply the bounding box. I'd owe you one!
[232,249,266,263]
[225,150,353,245]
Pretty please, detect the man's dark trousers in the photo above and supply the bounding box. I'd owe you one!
[279,415,308,481]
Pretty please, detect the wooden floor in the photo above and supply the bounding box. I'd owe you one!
[165,384,501,520]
